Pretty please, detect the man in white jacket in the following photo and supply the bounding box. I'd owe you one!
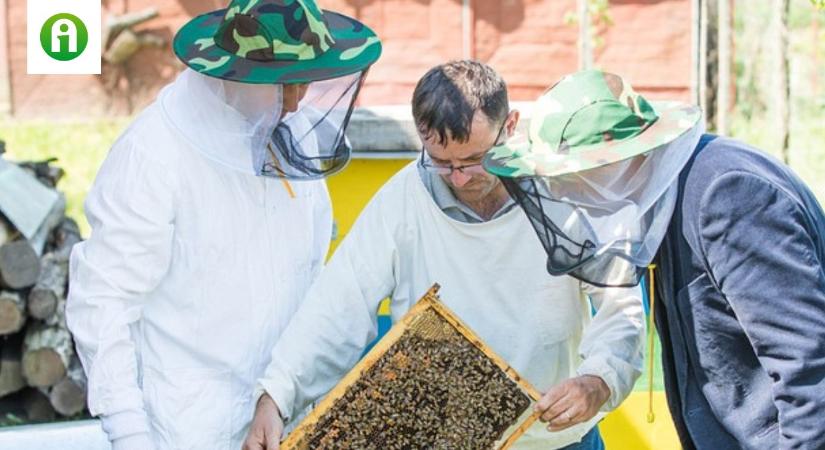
[244,61,645,450]
[66,1,382,449]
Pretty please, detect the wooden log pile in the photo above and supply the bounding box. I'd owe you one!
[0,154,88,423]
[102,7,165,65]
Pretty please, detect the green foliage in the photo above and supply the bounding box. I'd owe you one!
[0,119,129,237]
[732,0,825,196]
[633,331,665,392]
[792,0,825,27]
[587,0,613,27]
[564,0,613,49]
[731,105,825,204]
[0,413,25,427]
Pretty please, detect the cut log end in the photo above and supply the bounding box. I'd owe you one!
[27,289,58,320]
[0,301,25,335]
[0,241,41,289]
[49,377,87,416]
[28,252,67,321]
[22,348,66,387]
[0,292,26,334]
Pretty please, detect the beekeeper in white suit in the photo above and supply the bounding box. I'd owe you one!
[65,1,382,449]
[245,61,644,450]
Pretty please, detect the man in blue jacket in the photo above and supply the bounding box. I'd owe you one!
[484,69,825,449]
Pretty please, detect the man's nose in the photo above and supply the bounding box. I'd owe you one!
[448,169,472,187]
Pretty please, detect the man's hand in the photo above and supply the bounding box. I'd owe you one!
[242,394,284,450]
[535,375,610,432]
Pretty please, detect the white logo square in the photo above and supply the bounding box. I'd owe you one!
[27,0,102,74]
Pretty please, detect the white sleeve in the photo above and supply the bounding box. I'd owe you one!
[66,137,175,446]
[576,282,645,412]
[257,186,400,422]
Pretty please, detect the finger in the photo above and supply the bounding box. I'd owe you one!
[535,383,568,413]
[243,419,271,450]
[547,404,588,432]
[553,403,583,424]
[566,402,600,427]
[569,387,602,419]
[242,438,264,450]
[547,418,577,432]
[265,424,281,450]
[549,396,586,424]
[546,411,575,431]
[539,392,575,423]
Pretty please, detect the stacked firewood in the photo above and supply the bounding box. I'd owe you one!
[0,155,87,423]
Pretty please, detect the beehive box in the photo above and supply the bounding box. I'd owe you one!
[281,284,542,450]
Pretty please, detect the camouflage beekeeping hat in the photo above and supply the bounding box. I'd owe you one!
[483,69,702,178]
[173,0,382,84]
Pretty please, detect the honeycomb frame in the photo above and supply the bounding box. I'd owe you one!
[281,284,542,449]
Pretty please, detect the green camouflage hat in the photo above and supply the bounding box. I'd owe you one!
[173,0,382,84]
[483,70,702,178]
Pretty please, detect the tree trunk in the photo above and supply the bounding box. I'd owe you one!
[103,7,159,48]
[103,29,142,64]
[28,253,68,321]
[737,6,768,118]
[774,0,791,164]
[0,239,40,289]
[0,333,25,397]
[701,0,719,130]
[49,356,87,416]
[577,0,593,70]
[22,322,73,387]
[0,291,26,335]
[716,0,731,134]
[814,17,821,100]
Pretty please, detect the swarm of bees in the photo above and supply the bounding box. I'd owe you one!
[282,285,539,450]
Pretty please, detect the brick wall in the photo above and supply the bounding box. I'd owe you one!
[3,0,695,118]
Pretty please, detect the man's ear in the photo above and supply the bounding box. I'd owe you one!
[506,110,521,137]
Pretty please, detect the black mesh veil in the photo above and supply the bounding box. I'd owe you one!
[261,70,366,180]
[501,177,645,287]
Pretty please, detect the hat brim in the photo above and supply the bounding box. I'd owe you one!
[484,101,702,178]
[173,9,382,84]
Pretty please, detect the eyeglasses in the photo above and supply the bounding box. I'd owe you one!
[419,154,489,176]
[418,117,509,176]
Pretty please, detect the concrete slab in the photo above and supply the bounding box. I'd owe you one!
[0,419,110,450]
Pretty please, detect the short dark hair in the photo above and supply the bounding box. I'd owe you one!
[412,60,509,146]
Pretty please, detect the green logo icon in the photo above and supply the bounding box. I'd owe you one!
[39,13,88,61]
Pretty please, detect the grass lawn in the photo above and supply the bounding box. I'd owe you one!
[0,119,129,237]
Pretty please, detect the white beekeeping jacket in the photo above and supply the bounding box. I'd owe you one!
[66,70,332,450]
[259,162,645,449]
